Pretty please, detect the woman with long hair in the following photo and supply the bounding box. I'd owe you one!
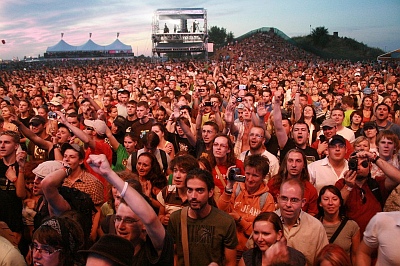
[267,149,318,216]
[133,152,167,210]
[316,186,360,264]
[1,105,18,131]
[32,215,85,266]
[300,104,320,144]
[152,123,175,159]
[359,96,373,124]
[209,134,244,199]
[238,212,306,266]
[347,110,363,138]
[362,121,379,152]
[314,244,351,266]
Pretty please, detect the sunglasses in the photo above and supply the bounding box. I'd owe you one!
[85,127,94,131]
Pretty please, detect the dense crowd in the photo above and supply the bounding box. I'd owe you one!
[0,31,400,266]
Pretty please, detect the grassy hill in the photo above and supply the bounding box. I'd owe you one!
[292,34,384,61]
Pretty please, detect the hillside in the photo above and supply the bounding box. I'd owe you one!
[292,34,384,61]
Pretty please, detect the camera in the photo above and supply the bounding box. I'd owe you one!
[48,111,57,120]
[198,89,205,93]
[348,152,358,171]
[238,84,246,90]
[299,81,305,86]
[228,167,245,182]
[204,101,213,107]
[236,97,243,103]
[319,135,326,143]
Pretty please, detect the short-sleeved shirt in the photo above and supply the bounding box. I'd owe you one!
[112,144,130,171]
[168,207,238,266]
[132,231,174,266]
[281,138,320,165]
[63,170,104,205]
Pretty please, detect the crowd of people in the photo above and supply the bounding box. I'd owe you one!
[0,30,400,265]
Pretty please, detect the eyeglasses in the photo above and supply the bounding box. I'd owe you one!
[249,133,264,139]
[279,195,302,204]
[114,216,139,225]
[31,243,61,256]
[360,188,366,204]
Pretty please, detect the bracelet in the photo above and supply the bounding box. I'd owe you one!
[120,181,129,198]
[225,187,233,194]
[372,155,380,164]
[345,185,353,192]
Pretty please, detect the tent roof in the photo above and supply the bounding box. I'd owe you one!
[76,39,105,51]
[105,39,132,51]
[377,48,400,61]
[46,40,77,52]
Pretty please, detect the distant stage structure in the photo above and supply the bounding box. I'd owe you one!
[151,8,208,59]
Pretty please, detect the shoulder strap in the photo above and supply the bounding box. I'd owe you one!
[160,149,168,173]
[329,217,348,244]
[235,184,241,197]
[259,192,269,210]
[214,166,227,188]
[181,207,190,266]
[131,151,138,170]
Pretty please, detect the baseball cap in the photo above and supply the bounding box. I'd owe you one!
[84,119,107,135]
[61,143,85,159]
[48,96,63,106]
[154,87,162,92]
[363,121,377,131]
[321,119,336,128]
[32,161,64,179]
[329,135,346,146]
[169,76,176,81]
[29,115,46,127]
[237,103,245,109]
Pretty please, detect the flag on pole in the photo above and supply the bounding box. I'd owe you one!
[117,32,120,39]
[90,33,92,38]
[61,33,64,39]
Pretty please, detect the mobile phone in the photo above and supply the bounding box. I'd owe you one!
[239,84,246,90]
[204,101,213,107]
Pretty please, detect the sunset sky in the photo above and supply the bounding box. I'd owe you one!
[0,0,399,60]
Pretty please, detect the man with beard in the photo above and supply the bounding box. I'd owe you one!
[238,126,279,178]
[275,178,328,266]
[335,151,400,234]
[168,168,238,266]
[87,154,174,265]
[273,91,319,164]
[374,102,400,138]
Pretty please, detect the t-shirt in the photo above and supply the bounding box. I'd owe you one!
[167,133,196,157]
[323,219,359,255]
[168,207,238,266]
[112,144,130,171]
[281,138,320,165]
[131,119,155,149]
[132,231,174,266]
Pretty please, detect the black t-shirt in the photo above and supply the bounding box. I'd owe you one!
[132,231,174,266]
[265,134,279,158]
[280,138,320,165]
[167,133,196,157]
[131,118,155,149]
[125,117,139,133]
[0,160,23,233]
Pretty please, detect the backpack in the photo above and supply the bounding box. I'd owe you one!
[131,150,168,174]
[235,184,269,210]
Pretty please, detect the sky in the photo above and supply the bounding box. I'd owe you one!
[0,0,399,60]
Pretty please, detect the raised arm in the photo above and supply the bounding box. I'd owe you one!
[294,92,302,121]
[41,166,72,216]
[9,114,53,151]
[272,90,288,149]
[56,111,95,149]
[87,154,166,253]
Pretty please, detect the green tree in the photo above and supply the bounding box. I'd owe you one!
[208,26,228,46]
[226,31,235,43]
[311,26,329,47]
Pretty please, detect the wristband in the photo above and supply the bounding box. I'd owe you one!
[372,155,380,164]
[225,187,233,194]
[345,185,353,192]
[120,182,129,198]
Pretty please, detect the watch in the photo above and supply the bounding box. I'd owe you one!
[225,187,233,194]
[372,155,380,164]
[53,144,61,149]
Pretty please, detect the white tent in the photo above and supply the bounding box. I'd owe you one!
[76,39,105,51]
[105,39,132,52]
[46,40,77,52]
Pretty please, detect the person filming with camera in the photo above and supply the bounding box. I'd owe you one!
[218,154,275,260]
[335,149,400,234]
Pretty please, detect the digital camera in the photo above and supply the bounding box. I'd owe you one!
[228,167,245,182]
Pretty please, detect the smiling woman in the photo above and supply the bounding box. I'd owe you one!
[238,212,306,266]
